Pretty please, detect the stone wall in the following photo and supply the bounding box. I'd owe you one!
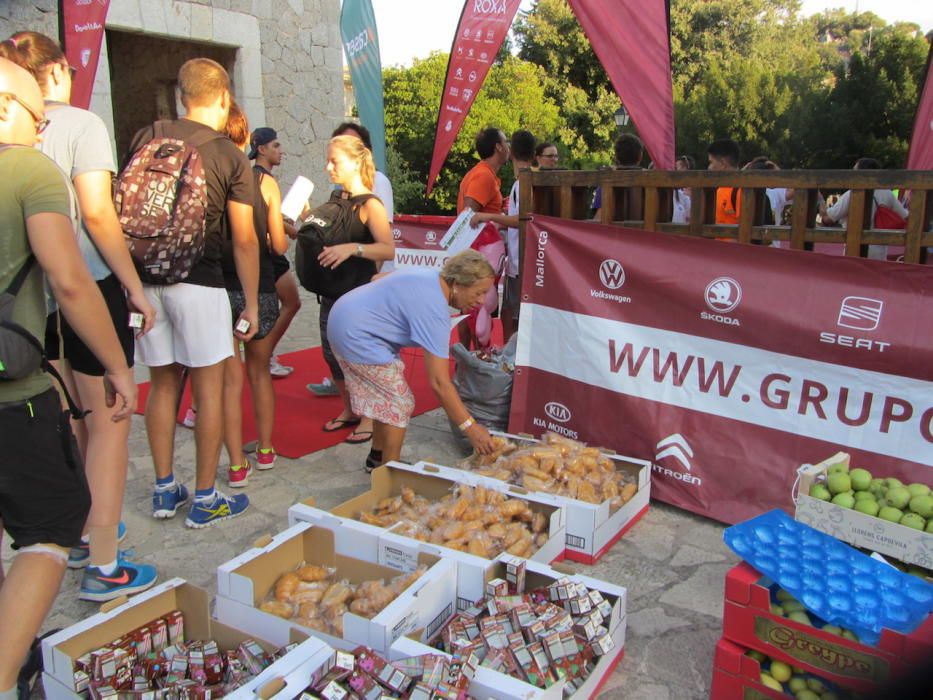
[0,0,344,203]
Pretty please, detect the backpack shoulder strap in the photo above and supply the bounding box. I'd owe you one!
[3,256,36,296]
[185,126,226,150]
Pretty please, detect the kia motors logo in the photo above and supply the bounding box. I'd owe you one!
[705,277,742,313]
[392,229,401,240]
[599,259,625,290]
[544,402,571,423]
[837,296,883,331]
[425,231,437,242]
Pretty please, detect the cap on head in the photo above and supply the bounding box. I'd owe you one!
[248,127,277,160]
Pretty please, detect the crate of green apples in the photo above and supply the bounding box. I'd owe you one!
[795,452,932,568]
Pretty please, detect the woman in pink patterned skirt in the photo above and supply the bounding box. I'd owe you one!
[327,250,498,471]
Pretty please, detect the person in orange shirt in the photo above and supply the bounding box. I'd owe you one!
[457,127,510,215]
[707,138,741,227]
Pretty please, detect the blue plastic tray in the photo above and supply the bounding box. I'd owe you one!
[724,510,933,646]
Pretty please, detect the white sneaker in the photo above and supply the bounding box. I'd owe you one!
[182,408,196,428]
[269,355,293,378]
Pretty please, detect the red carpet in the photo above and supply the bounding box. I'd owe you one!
[134,346,440,459]
[134,321,505,459]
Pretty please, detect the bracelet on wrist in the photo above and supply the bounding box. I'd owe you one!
[458,417,475,432]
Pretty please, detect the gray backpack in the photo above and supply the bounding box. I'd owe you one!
[0,256,43,381]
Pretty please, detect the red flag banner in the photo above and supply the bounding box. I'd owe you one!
[566,0,675,170]
[426,0,523,196]
[510,216,933,524]
[907,46,933,170]
[61,0,110,110]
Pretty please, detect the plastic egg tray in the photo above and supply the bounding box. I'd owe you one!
[723,510,933,646]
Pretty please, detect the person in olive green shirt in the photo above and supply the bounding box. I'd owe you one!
[0,57,136,700]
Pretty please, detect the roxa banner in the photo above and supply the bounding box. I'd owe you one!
[426,0,522,196]
[340,0,386,172]
[61,0,110,110]
[510,216,933,524]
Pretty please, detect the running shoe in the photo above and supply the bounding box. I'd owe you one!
[228,462,252,488]
[307,377,339,396]
[79,560,158,602]
[152,482,190,519]
[269,356,294,378]
[182,407,197,428]
[68,521,128,569]
[255,447,277,471]
[185,490,249,529]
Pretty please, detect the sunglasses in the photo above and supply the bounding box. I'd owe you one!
[2,93,49,134]
[540,153,559,159]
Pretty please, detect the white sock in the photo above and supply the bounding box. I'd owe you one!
[97,560,118,575]
[155,478,177,492]
[194,488,216,503]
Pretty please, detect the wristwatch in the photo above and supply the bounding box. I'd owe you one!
[354,244,364,257]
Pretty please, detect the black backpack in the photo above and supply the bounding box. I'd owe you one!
[295,190,378,299]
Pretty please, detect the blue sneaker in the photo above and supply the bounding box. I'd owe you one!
[185,489,249,529]
[67,521,128,569]
[152,483,190,519]
[79,560,158,602]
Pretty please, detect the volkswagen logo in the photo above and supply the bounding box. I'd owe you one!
[544,402,571,423]
[392,228,402,240]
[705,277,742,313]
[599,259,625,290]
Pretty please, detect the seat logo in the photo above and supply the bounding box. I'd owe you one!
[837,296,883,331]
[599,259,625,290]
[705,277,742,313]
[544,402,571,423]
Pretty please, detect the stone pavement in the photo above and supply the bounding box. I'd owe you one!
[5,290,740,699]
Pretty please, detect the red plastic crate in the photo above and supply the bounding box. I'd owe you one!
[710,637,787,700]
[722,562,933,692]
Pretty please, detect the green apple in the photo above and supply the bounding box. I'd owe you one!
[885,486,911,510]
[760,673,783,691]
[927,519,933,533]
[795,691,820,700]
[806,678,826,693]
[783,600,806,613]
[854,499,880,517]
[776,589,795,603]
[822,624,843,635]
[841,629,860,642]
[822,693,840,700]
[827,462,849,475]
[849,468,872,491]
[854,490,876,501]
[900,512,925,530]
[885,477,904,490]
[747,649,767,663]
[827,472,852,495]
[907,483,930,498]
[879,506,904,523]
[789,677,808,693]
[769,661,792,683]
[869,478,887,496]
[789,611,812,626]
[909,494,933,519]
[832,492,855,508]
[770,604,784,616]
[809,483,832,501]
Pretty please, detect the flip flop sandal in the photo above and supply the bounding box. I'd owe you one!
[323,417,361,432]
[344,430,373,445]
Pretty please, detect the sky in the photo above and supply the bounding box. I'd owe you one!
[369,0,932,68]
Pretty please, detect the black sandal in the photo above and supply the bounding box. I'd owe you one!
[365,448,383,474]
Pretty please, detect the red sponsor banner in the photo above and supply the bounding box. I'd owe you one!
[61,0,110,109]
[567,0,675,170]
[509,216,933,524]
[906,45,933,171]
[390,215,456,270]
[426,0,522,195]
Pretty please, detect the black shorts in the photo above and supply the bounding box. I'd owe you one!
[45,274,134,377]
[227,290,280,340]
[318,297,343,381]
[0,388,91,549]
[272,254,290,282]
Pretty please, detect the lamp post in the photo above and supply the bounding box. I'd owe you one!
[614,105,630,128]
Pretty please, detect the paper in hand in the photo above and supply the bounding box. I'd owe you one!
[282,176,314,221]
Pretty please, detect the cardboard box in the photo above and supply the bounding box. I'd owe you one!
[795,452,933,568]
[215,522,457,654]
[287,502,384,562]
[722,562,933,693]
[40,579,281,700]
[419,429,651,564]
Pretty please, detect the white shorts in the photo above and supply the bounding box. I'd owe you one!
[136,283,234,368]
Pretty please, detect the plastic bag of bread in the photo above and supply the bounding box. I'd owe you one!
[260,600,294,619]
[296,564,331,582]
[321,580,353,608]
[274,572,300,602]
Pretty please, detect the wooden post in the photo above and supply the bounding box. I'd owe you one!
[738,187,756,244]
[844,190,867,257]
[904,189,927,264]
[790,189,809,250]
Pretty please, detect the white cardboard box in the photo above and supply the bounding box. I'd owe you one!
[795,452,933,568]
[40,578,280,699]
[422,430,652,563]
[389,555,627,700]
[215,522,457,654]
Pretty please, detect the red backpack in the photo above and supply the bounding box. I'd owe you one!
[115,121,221,284]
[873,194,908,230]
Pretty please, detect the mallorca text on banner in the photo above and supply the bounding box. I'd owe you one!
[61,0,110,110]
[426,0,523,196]
[509,216,933,524]
[341,0,387,172]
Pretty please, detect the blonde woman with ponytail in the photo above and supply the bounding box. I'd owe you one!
[317,135,393,444]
